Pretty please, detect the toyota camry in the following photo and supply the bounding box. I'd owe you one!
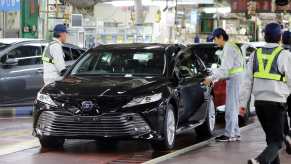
[33,43,216,150]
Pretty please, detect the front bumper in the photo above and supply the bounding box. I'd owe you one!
[33,110,156,139]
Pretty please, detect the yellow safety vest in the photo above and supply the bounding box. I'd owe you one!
[253,47,286,82]
[42,41,58,64]
[227,42,245,76]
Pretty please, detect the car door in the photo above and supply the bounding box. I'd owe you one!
[175,49,208,124]
[0,43,43,105]
[191,44,226,109]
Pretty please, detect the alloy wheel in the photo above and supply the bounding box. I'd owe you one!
[208,98,216,132]
[166,109,176,146]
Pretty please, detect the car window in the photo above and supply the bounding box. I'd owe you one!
[193,46,221,67]
[71,48,82,60]
[71,50,164,76]
[62,47,72,61]
[5,45,42,66]
[177,49,206,78]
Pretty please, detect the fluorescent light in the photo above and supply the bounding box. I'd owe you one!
[105,0,214,7]
[105,0,175,7]
[203,7,231,14]
[104,1,134,7]
[177,11,185,15]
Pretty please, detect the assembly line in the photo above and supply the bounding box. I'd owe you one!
[1,0,291,164]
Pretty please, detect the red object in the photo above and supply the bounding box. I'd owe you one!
[213,80,226,108]
[256,0,272,12]
[231,0,248,13]
[240,107,247,117]
[276,2,291,12]
[231,0,276,13]
[213,80,247,117]
[30,0,35,15]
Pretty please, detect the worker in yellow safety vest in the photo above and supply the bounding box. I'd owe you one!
[282,30,291,155]
[240,23,291,164]
[203,28,246,142]
[42,24,68,85]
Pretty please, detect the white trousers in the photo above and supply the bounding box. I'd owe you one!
[224,74,242,137]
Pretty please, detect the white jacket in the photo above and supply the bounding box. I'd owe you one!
[240,43,291,108]
[43,38,66,85]
[210,41,245,81]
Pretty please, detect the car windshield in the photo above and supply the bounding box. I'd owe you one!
[71,49,165,77]
[0,43,10,51]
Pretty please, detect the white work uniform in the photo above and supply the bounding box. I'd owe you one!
[210,41,245,138]
[240,43,291,108]
[43,38,66,85]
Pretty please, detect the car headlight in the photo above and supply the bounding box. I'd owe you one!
[37,93,57,107]
[122,93,162,108]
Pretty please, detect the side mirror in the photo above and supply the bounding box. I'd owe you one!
[2,58,18,68]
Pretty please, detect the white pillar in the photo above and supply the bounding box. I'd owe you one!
[134,0,143,25]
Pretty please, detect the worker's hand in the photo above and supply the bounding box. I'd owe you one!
[202,77,212,86]
[239,107,246,117]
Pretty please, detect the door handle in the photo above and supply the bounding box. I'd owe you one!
[36,69,43,73]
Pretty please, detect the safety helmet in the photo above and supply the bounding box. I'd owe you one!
[53,24,68,34]
[263,23,282,43]
[282,30,291,45]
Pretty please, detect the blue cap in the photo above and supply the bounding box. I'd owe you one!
[206,35,213,42]
[209,28,227,40]
[53,24,68,34]
[263,23,282,41]
[282,30,291,44]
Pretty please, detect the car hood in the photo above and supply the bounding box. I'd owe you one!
[43,75,168,97]
[42,75,169,112]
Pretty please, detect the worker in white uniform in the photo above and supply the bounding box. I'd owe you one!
[240,23,291,164]
[282,30,291,155]
[203,28,245,142]
[42,24,68,85]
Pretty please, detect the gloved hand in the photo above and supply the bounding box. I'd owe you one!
[202,77,213,86]
[239,107,246,117]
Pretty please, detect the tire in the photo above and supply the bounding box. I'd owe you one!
[151,104,176,151]
[196,96,216,137]
[39,136,64,149]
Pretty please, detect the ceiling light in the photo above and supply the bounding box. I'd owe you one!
[203,7,231,14]
[105,0,214,7]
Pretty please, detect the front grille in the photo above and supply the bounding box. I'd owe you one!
[36,111,151,137]
[54,96,130,111]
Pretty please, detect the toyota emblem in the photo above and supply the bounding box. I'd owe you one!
[81,101,94,111]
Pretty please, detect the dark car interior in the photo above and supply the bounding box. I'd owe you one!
[74,50,165,76]
[0,44,84,67]
[191,44,222,68]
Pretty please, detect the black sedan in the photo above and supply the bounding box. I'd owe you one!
[33,43,216,150]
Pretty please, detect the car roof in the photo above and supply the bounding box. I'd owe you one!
[243,41,266,48]
[92,43,176,51]
[0,38,84,49]
[0,38,45,44]
[63,43,82,49]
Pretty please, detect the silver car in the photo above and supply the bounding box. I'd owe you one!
[0,38,85,107]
